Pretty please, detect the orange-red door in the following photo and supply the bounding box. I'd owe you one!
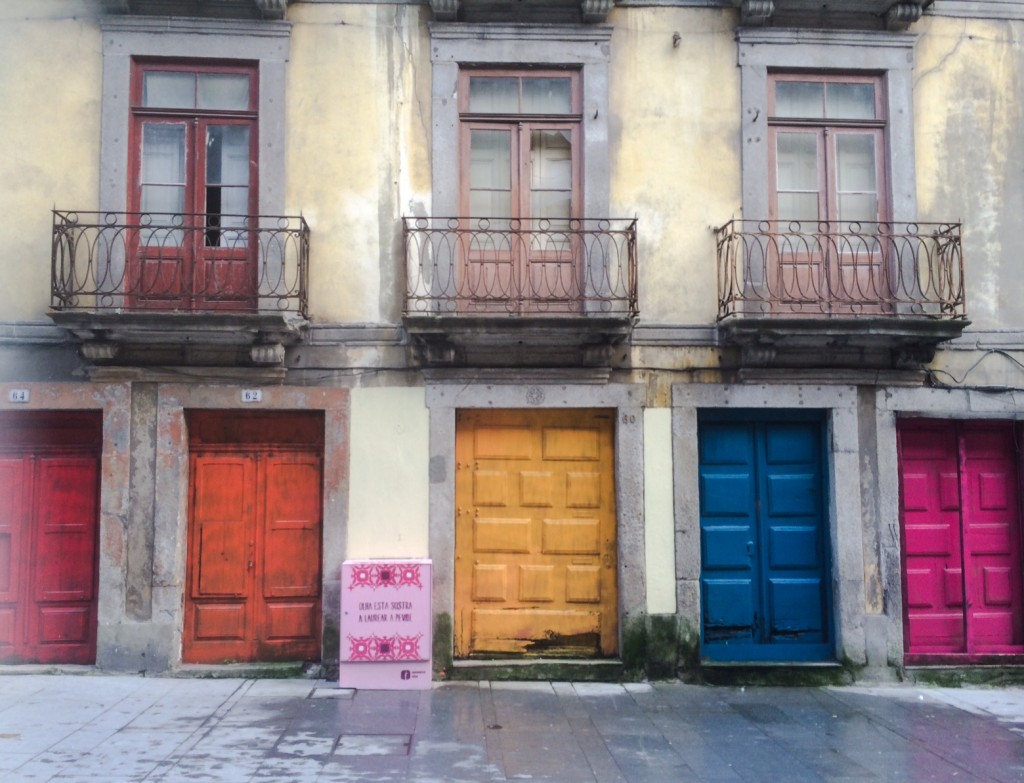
[454,409,618,658]
[0,413,101,664]
[184,413,323,664]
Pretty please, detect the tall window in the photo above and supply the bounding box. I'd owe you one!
[129,61,258,309]
[460,70,581,229]
[769,74,887,227]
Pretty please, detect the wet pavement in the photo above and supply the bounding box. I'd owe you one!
[1,676,1023,782]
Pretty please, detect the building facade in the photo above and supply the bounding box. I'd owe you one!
[1,0,1023,679]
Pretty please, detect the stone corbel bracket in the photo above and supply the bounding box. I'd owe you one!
[740,0,774,26]
[738,0,926,29]
[431,0,460,21]
[885,2,924,31]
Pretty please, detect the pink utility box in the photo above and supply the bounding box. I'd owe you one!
[338,559,433,690]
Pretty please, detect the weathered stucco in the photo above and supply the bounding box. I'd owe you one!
[347,385,430,558]
[287,3,431,324]
[0,2,102,322]
[610,8,740,326]
[643,407,676,615]
[915,16,1024,330]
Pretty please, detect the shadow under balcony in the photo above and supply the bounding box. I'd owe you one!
[49,210,309,370]
[715,219,968,370]
[402,217,638,367]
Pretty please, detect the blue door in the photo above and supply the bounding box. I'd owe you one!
[698,413,832,662]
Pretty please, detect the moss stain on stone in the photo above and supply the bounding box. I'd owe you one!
[433,612,453,678]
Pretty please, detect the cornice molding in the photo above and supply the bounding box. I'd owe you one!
[429,0,618,23]
[102,0,292,20]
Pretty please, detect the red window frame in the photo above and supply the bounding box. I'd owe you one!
[127,59,260,311]
[456,69,584,312]
[457,68,583,223]
[767,72,889,227]
[765,73,893,311]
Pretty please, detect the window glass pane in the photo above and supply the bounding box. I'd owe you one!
[205,193,249,248]
[469,77,519,113]
[141,185,185,215]
[218,186,249,216]
[530,131,572,190]
[470,190,511,219]
[774,81,824,119]
[141,124,186,185]
[140,186,185,246]
[776,133,819,191]
[836,134,877,193]
[531,190,572,222]
[206,126,251,186]
[470,129,511,190]
[827,83,876,120]
[838,194,878,225]
[522,78,572,114]
[198,74,250,110]
[143,72,195,109]
[776,193,819,223]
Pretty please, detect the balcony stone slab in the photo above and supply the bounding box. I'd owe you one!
[403,314,634,367]
[718,315,968,369]
[49,310,306,369]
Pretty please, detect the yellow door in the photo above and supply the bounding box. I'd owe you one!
[455,409,618,658]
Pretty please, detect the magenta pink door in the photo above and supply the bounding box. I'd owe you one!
[898,420,1024,660]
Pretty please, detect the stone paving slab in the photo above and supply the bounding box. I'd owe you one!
[0,676,1023,781]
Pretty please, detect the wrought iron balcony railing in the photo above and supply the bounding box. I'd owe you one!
[51,211,309,316]
[403,217,638,317]
[715,220,966,320]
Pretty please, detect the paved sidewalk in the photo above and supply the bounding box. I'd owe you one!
[1,676,1023,782]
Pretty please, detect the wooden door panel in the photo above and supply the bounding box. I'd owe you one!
[700,422,759,644]
[0,458,24,656]
[760,422,828,647]
[191,457,253,598]
[474,517,530,553]
[263,456,321,599]
[471,608,601,655]
[192,603,247,642]
[33,458,99,604]
[898,421,965,652]
[899,420,1024,657]
[541,518,600,554]
[700,417,831,660]
[0,458,25,606]
[455,409,616,658]
[0,415,100,665]
[185,431,323,663]
[185,454,254,661]
[961,425,1023,651]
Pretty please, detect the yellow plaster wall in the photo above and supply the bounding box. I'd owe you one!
[915,16,1024,330]
[609,8,740,326]
[644,407,676,615]
[0,1,102,321]
[347,386,430,558]
[286,4,431,324]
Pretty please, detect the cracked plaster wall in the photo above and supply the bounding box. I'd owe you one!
[287,3,431,325]
[915,16,1024,331]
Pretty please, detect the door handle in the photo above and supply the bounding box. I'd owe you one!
[746,541,755,557]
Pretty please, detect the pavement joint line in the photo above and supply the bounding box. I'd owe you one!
[821,687,1004,780]
[140,678,259,778]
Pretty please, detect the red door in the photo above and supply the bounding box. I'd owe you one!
[183,412,323,663]
[0,413,101,664]
[898,420,1024,659]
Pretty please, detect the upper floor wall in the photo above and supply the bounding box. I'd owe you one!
[1,0,1022,332]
